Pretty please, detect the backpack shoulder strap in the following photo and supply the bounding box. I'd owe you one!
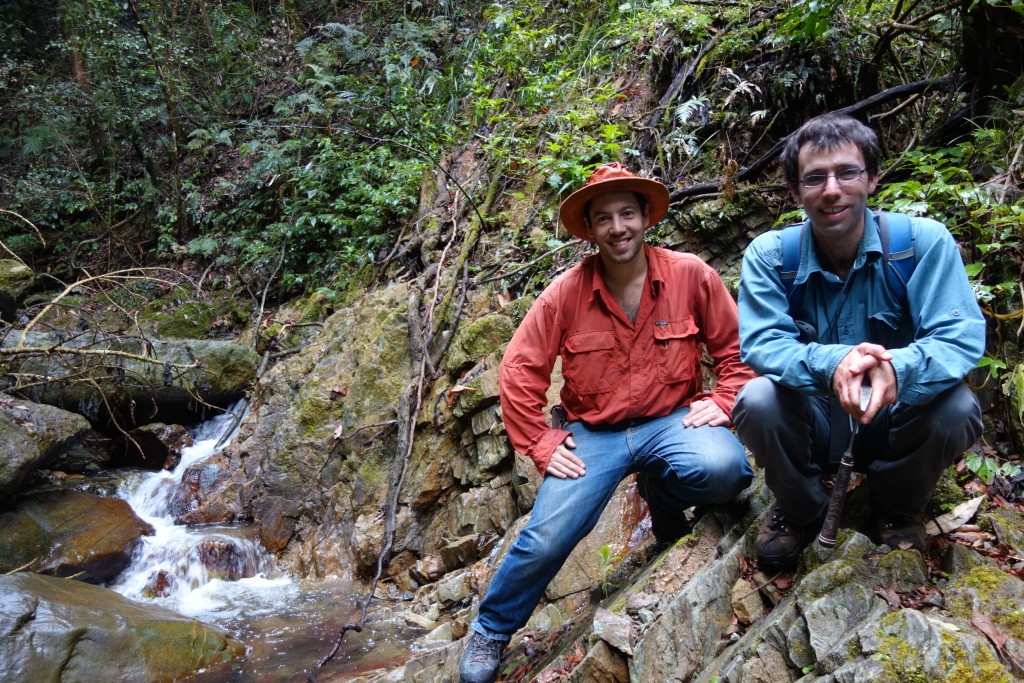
[779,222,805,313]
[875,211,915,301]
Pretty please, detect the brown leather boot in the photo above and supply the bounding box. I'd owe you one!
[755,502,823,568]
[874,510,928,550]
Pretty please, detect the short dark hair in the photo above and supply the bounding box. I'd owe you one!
[583,191,648,223]
[781,114,881,189]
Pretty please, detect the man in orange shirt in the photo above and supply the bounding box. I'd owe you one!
[459,163,756,683]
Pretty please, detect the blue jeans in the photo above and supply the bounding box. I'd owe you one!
[471,406,753,640]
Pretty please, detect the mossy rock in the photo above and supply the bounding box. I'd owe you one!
[945,564,1024,642]
[873,549,928,592]
[444,312,517,373]
[136,286,249,339]
[499,294,534,327]
[867,609,1011,683]
[927,465,968,516]
[982,504,1024,556]
[0,259,34,321]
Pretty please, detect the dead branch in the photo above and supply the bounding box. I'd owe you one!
[667,74,956,202]
[68,210,140,269]
[0,345,198,371]
[475,240,585,285]
[17,268,188,345]
[253,244,286,354]
[0,209,47,248]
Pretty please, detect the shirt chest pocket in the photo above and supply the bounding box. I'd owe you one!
[563,330,617,396]
[654,317,699,384]
[869,306,912,348]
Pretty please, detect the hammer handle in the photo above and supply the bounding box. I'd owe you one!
[818,453,854,548]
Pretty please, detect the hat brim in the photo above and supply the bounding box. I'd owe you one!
[559,177,670,241]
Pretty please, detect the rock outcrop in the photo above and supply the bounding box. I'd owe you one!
[1,332,259,428]
[356,477,1022,683]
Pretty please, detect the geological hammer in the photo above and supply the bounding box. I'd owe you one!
[818,386,872,548]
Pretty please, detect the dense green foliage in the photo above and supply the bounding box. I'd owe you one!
[1,0,1022,437]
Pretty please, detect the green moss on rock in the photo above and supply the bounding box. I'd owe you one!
[928,466,968,515]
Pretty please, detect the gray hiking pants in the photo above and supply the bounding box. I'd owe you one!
[733,377,982,524]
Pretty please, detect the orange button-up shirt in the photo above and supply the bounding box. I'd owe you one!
[499,244,756,475]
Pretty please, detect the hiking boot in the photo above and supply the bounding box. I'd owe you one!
[459,631,506,683]
[755,502,822,568]
[648,504,693,547]
[637,473,692,547]
[874,511,928,550]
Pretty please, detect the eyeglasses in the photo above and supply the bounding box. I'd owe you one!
[798,168,866,189]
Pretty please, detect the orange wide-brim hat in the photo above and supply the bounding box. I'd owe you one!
[558,163,670,241]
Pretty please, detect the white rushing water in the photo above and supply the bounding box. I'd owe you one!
[106,403,413,681]
[109,403,298,623]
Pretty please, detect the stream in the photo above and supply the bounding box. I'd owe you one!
[106,404,416,681]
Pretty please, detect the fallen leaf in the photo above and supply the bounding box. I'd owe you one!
[445,384,475,407]
[949,531,997,544]
[565,640,586,665]
[874,586,902,608]
[926,496,985,536]
[772,572,794,592]
[972,610,1007,654]
[333,424,344,440]
[329,385,347,399]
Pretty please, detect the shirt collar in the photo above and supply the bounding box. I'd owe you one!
[801,208,882,280]
[585,244,655,292]
[587,243,660,303]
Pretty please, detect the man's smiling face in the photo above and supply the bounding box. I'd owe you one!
[791,140,879,244]
[585,190,648,267]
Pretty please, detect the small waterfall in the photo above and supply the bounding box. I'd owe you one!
[110,402,296,621]
[106,403,412,680]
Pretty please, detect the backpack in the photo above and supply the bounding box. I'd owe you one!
[779,211,915,314]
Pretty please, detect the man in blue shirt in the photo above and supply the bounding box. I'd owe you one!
[734,113,985,567]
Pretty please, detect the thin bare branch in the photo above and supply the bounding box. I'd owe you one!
[0,208,48,248]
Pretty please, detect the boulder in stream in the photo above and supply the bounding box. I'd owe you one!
[2,332,258,429]
[122,421,194,469]
[0,489,154,583]
[0,398,91,502]
[0,572,244,681]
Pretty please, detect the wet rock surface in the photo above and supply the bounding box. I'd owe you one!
[0,398,90,501]
[0,489,153,583]
[0,572,244,682]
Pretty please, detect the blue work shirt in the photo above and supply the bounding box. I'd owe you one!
[738,209,985,405]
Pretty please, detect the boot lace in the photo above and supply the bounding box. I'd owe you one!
[466,635,503,664]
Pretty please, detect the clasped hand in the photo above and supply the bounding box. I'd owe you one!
[832,342,897,423]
